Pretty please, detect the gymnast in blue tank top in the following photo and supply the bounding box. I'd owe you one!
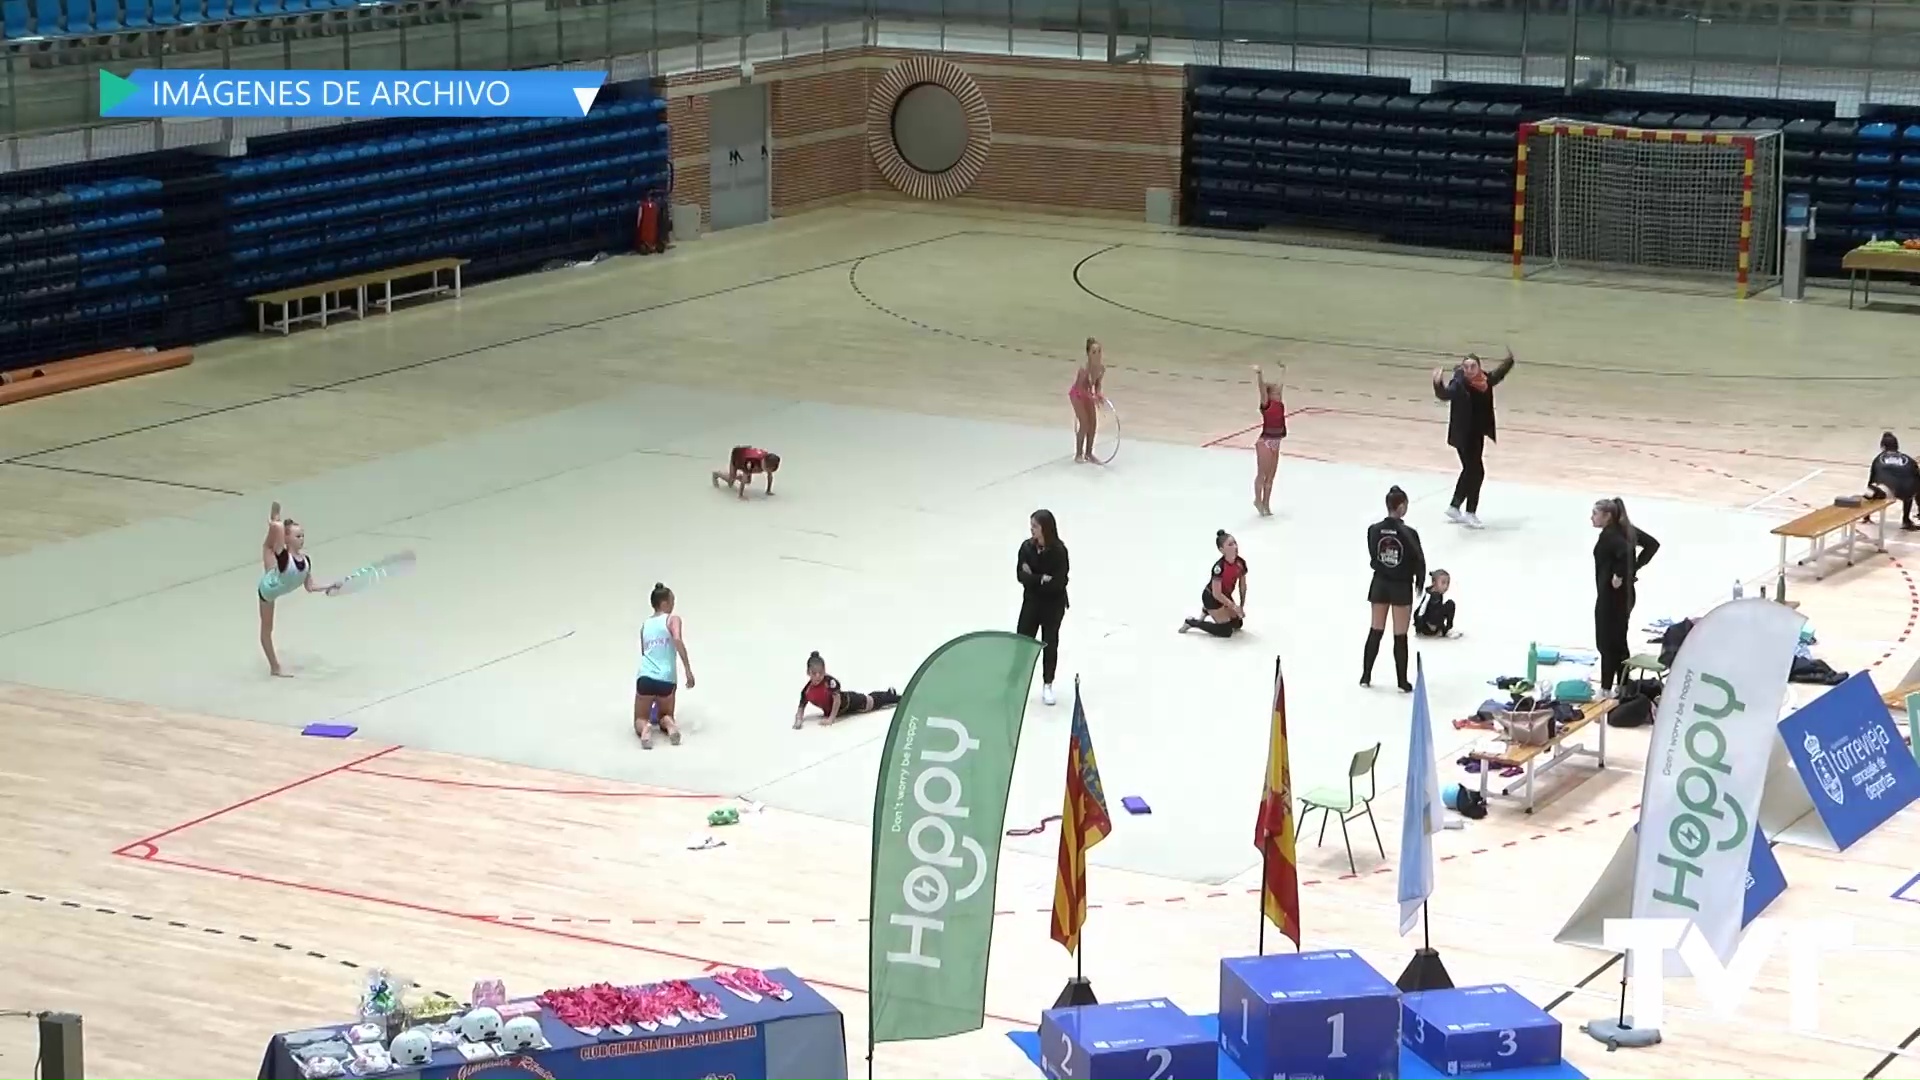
[633,582,696,749]
[257,501,333,678]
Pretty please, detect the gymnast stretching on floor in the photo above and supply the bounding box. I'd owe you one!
[793,651,899,728]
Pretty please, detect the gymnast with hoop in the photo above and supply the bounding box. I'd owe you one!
[1252,365,1286,516]
[257,501,335,678]
[1069,338,1107,463]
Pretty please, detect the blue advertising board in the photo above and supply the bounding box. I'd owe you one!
[1777,672,1920,850]
[1038,998,1216,1080]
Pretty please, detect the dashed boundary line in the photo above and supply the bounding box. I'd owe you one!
[0,885,406,977]
[480,803,1643,926]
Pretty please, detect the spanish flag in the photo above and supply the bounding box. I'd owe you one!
[1255,657,1302,948]
[1051,679,1112,954]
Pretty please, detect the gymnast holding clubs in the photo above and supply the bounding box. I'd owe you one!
[257,501,338,678]
[793,652,900,729]
[713,446,781,499]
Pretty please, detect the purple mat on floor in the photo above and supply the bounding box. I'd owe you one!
[302,723,357,738]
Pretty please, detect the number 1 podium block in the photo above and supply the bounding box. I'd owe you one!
[1219,950,1400,1080]
[1037,998,1216,1080]
[1400,984,1561,1075]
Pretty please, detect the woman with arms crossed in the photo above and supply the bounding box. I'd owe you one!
[258,501,335,677]
[1016,509,1070,706]
[1591,498,1659,696]
[634,583,696,749]
[1431,349,1515,529]
[1251,365,1286,516]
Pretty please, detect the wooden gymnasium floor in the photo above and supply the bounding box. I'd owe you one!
[2,202,1919,1079]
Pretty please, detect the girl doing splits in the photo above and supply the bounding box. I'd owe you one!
[1251,365,1286,516]
[635,583,696,749]
[1069,339,1107,464]
[258,501,334,677]
[1016,509,1070,706]
[1591,498,1659,694]
[794,652,900,728]
[713,446,781,499]
[1362,486,1426,691]
[1431,349,1515,529]
[1182,530,1248,638]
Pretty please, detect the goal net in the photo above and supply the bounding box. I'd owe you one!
[1513,119,1783,298]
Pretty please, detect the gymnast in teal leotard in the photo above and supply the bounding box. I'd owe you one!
[257,501,333,677]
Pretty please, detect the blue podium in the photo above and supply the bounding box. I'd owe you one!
[1219,950,1400,1080]
[1401,985,1561,1075]
[1038,998,1216,1079]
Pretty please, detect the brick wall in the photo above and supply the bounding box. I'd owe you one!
[666,52,1185,224]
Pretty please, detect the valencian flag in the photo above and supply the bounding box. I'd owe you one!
[1255,657,1302,948]
[1051,679,1113,954]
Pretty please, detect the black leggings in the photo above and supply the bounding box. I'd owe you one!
[1451,439,1486,514]
[1595,588,1635,690]
[1017,595,1065,684]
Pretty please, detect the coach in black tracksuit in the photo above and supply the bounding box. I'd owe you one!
[1868,432,1920,531]
[1363,485,1427,692]
[1592,497,1660,694]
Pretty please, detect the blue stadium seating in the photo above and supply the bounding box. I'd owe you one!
[3,0,33,37]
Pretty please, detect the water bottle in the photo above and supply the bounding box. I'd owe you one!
[1526,641,1539,685]
[1733,580,1745,600]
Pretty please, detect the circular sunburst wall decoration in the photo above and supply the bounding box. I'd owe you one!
[867,57,992,201]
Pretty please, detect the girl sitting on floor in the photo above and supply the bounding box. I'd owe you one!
[1414,569,1457,638]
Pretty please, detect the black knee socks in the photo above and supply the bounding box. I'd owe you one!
[1362,628,1384,683]
[1187,616,1240,638]
[873,689,900,708]
[1393,634,1410,691]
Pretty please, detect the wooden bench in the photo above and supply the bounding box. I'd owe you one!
[248,257,467,335]
[1842,246,1920,310]
[1770,497,1892,599]
[1467,699,1613,814]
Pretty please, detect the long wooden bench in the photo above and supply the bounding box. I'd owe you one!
[1467,699,1613,814]
[248,257,467,335]
[1770,497,1892,599]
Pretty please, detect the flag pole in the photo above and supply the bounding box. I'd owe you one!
[1257,847,1269,956]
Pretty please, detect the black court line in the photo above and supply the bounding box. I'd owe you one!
[1865,1026,1920,1078]
[3,459,244,496]
[0,884,414,980]
[1069,244,1919,384]
[330,629,577,720]
[1542,952,1621,1013]
[2,231,966,467]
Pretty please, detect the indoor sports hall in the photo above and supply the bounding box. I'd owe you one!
[4,10,1920,1080]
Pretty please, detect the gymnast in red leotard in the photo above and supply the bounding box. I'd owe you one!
[1068,338,1107,463]
[1252,365,1285,517]
[712,446,781,499]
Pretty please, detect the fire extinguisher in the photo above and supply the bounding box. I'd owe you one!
[636,198,661,254]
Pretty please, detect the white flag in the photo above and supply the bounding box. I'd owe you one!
[1398,656,1444,936]
[1630,599,1803,974]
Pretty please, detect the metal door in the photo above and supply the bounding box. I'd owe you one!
[708,84,769,230]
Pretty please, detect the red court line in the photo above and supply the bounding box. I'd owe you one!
[112,744,401,856]
[115,849,1033,1025]
[343,765,720,799]
[1300,404,1856,468]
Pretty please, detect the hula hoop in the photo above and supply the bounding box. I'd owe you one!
[1092,397,1120,464]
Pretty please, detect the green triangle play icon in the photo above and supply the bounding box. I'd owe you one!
[99,70,139,114]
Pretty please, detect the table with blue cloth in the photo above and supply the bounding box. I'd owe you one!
[258,968,847,1080]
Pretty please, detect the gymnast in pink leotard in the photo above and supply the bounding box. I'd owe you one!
[1069,337,1106,463]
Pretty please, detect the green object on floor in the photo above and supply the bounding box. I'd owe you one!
[1907,694,1919,766]
[707,808,740,827]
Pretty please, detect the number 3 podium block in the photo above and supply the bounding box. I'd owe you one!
[1037,998,1217,1080]
[1400,985,1561,1075]
[1219,950,1399,1080]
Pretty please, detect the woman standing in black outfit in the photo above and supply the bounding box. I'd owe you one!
[1362,485,1426,692]
[1432,349,1516,529]
[1592,497,1659,694]
[1017,509,1070,707]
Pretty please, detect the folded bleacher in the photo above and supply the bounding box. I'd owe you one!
[0,173,172,366]
[4,0,451,47]
[218,95,670,297]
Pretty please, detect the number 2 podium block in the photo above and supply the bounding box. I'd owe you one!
[1400,984,1561,1075]
[1037,998,1217,1080]
[1219,950,1399,1080]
